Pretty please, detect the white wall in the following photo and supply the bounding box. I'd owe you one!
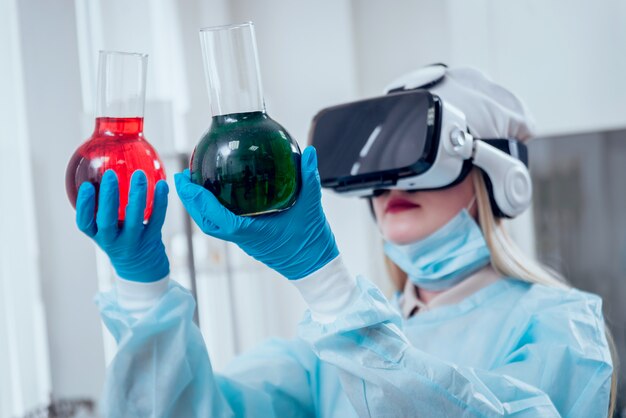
[354,0,626,137]
[0,0,51,416]
[485,0,626,137]
[15,0,106,404]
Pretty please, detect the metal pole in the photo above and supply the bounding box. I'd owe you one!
[177,152,200,326]
[222,242,241,355]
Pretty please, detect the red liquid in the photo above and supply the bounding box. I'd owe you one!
[65,117,166,222]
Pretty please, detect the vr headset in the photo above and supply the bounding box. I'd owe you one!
[308,76,532,218]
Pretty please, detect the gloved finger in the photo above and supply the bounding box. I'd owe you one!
[301,146,320,180]
[76,182,97,237]
[174,170,238,237]
[123,170,148,237]
[145,180,169,238]
[299,146,322,197]
[96,170,120,242]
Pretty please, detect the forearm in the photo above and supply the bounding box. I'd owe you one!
[96,278,235,418]
[96,277,316,418]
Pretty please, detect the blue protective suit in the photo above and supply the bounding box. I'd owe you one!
[96,257,612,417]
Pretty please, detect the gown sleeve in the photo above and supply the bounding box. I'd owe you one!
[95,277,318,418]
[292,257,613,418]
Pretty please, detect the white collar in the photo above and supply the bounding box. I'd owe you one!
[399,265,501,318]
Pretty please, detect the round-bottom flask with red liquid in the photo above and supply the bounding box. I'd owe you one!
[65,51,166,222]
[65,116,166,221]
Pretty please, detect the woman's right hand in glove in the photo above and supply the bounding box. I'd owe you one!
[75,169,170,283]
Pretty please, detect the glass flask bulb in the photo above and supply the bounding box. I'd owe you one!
[191,22,301,216]
[65,51,166,222]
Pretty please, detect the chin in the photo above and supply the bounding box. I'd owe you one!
[380,212,430,244]
[383,226,426,245]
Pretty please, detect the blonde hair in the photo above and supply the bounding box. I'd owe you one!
[384,168,618,416]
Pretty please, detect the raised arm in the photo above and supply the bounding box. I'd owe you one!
[75,170,318,417]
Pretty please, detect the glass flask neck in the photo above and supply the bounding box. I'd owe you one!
[212,111,267,125]
[95,117,144,136]
[200,22,266,116]
[95,51,147,118]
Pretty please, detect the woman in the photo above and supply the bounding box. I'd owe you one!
[76,66,615,417]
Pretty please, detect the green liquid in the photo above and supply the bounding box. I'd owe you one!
[190,111,302,216]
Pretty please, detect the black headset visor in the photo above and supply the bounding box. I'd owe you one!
[309,90,442,194]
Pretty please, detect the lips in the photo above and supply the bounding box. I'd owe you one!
[385,198,420,214]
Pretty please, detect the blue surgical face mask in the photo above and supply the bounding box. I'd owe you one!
[383,209,491,291]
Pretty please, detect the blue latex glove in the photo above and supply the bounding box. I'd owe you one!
[76,170,170,282]
[174,146,339,280]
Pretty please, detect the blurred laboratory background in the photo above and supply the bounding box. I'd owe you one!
[1,0,625,416]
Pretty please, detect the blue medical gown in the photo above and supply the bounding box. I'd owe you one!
[95,273,612,417]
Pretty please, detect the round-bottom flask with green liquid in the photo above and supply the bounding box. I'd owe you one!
[193,22,302,216]
[190,111,301,216]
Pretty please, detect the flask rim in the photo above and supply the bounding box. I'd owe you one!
[200,21,254,33]
[98,50,148,59]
